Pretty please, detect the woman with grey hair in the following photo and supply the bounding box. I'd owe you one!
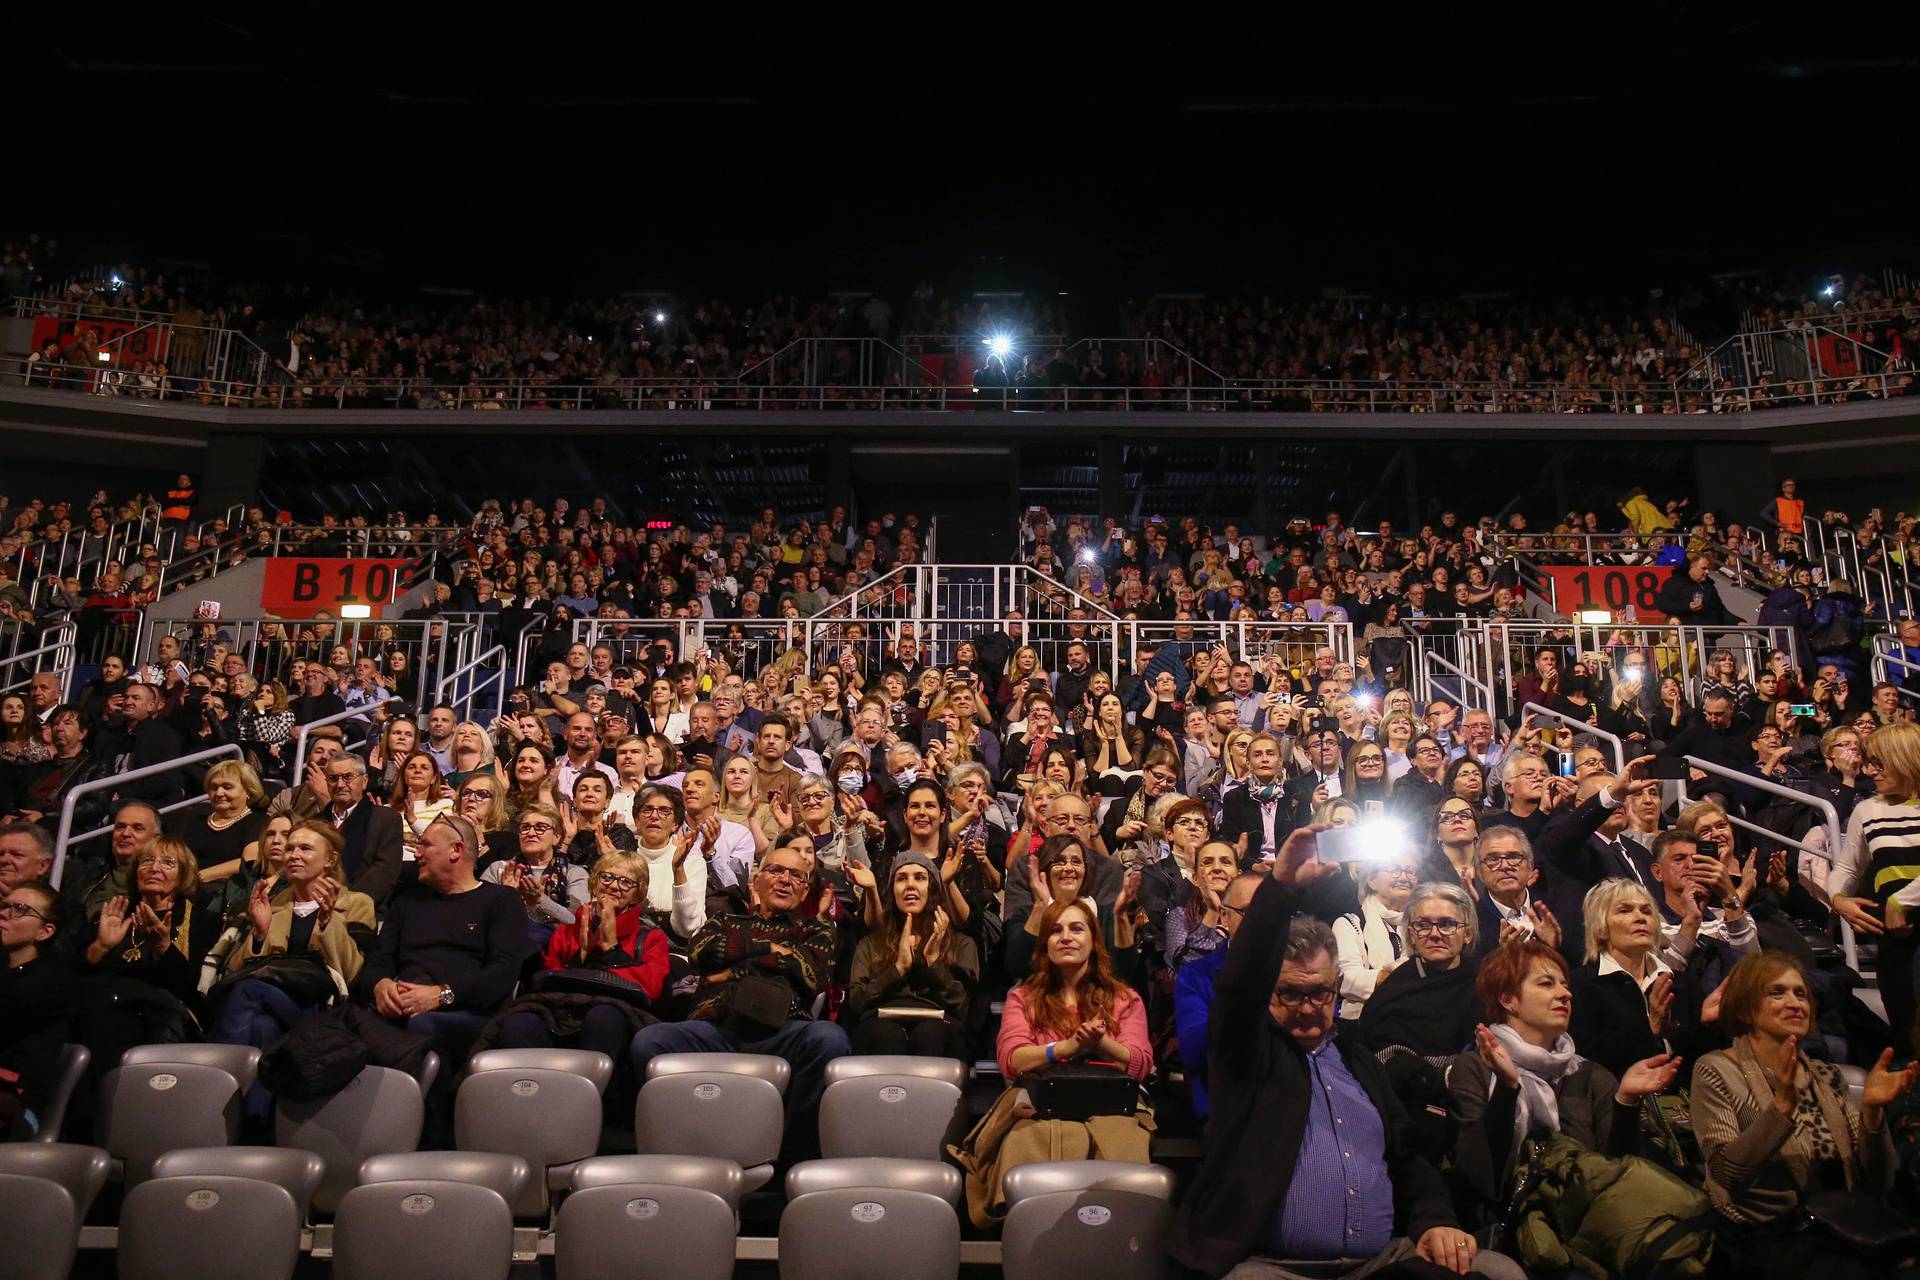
[1357,881,1482,1060]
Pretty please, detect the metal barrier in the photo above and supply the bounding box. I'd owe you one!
[50,743,242,889]
[1872,633,1920,707]
[1426,650,1495,714]
[0,622,77,700]
[289,703,386,783]
[1678,755,1855,971]
[1521,702,1626,773]
[139,615,474,709]
[436,645,507,724]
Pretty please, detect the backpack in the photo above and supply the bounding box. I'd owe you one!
[259,1009,369,1102]
[1806,604,1861,655]
[1499,1132,1714,1279]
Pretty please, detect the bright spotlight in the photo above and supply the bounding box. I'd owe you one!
[986,334,1012,358]
[654,311,667,324]
[1822,285,1836,297]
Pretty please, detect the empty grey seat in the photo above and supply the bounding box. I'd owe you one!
[1001,1161,1177,1280]
[417,1051,442,1096]
[820,1071,965,1160]
[467,1048,614,1094]
[118,1174,301,1280]
[569,1154,745,1211]
[356,1150,532,1212]
[97,1062,242,1185]
[786,1157,963,1207]
[151,1146,326,1223]
[555,1181,737,1280]
[778,1186,960,1280]
[332,1179,513,1280]
[277,1065,424,1213]
[0,1173,78,1280]
[121,1043,261,1094]
[634,1070,784,1192]
[824,1055,968,1090]
[645,1051,791,1094]
[0,1142,113,1220]
[33,1043,89,1143]
[454,1066,603,1214]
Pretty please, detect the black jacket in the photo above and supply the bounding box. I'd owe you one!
[1654,572,1736,625]
[1219,784,1286,866]
[1167,877,1460,1277]
[334,798,406,913]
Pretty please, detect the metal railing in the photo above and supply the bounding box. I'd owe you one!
[1522,702,1626,773]
[49,743,242,889]
[1678,755,1855,971]
[1871,634,1920,707]
[0,623,77,700]
[1425,650,1494,715]
[435,645,508,725]
[289,703,385,783]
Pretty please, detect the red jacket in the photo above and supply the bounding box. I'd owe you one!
[538,904,669,1000]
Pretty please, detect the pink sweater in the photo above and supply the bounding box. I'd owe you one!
[996,984,1154,1081]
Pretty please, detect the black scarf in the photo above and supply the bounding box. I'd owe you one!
[1357,952,1480,1058]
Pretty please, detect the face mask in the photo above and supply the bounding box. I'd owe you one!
[837,771,864,794]
[892,768,917,787]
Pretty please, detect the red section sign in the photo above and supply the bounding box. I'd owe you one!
[261,558,408,619]
[912,352,979,386]
[1541,566,1674,621]
[30,315,171,365]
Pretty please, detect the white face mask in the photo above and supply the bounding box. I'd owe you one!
[892,768,917,787]
[837,772,864,794]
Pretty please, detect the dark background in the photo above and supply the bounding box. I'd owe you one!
[13,8,1919,322]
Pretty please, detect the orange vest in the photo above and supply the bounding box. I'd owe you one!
[1776,496,1804,535]
[161,487,194,521]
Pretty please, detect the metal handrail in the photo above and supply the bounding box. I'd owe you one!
[289,703,388,783]
[0,623,77,699]
[50,743,242,888]
[1428,651,1494,715]
[1871,634,1920,706]
[1678,754,1855,971]
[435,645,507,725]
[1520,702,1625,773]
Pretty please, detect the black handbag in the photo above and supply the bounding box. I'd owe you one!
[1022,1062,1139,1121]
[724,974,796,1041]
[529,967,653,1008]
[1803,1190,1920,1259]
[211,952,340,1008]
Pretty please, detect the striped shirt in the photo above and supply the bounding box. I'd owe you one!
[1833,796,1920,909]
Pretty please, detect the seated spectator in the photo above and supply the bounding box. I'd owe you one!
[679,763,758,891]
[1137,797,1212,943]
[210,820,376,1121]
[361,815,528,1122]
[1001,834,1137,981]
[845,850,978,1060]
[319,753,405,912]
[482,853,668,1067]
[1169,828,1518,1279]
[1691,951,1919,1280]
[1481,751,1563,842]
[1162,839,1241,972]
[93,681,186,806]
[1357,881,1481,1061]
[1447,940,1677,1229]
[1173,870,1263,1121]
[390,751,455,859]
[628,783,707,938]
[628,840,848,1120]
[560,771,636,864]
[1470,827,1585,965]
[481,800,588,951]
[265,727,344,821]
[1646,823,1759,997]
[1569,878,1683,1080]
[1332,853,1418,1020]
[444,719,496,788]
[1221,732,1290,864]
[0,881,69,1139]
[0,819,55,897]
[183,759,271,883]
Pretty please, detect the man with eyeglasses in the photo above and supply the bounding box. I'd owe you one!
[1481,751,1569,843]
[628,842,849,1128]
[1536,757,1662,891]
[322,754,405,912]
[1,881,69,1140]
[1004,793,1124,922]
[1658,689,1752,777]
[1172,826,1517,1279]
[1470,827,1585,966]
[1447,708,1503,773]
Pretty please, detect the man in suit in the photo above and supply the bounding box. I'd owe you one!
[1537,758,1661,892]
[322,752,405,913]
[1168,826,1521,1279]
[1281,724,1346,833]
[1470,827,1588,968]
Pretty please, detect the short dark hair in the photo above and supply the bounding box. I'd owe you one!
[759,712,793,740]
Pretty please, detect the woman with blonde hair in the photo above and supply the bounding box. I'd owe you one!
[1377,710,1418,781]
[1569,876,1681,1080]
[82,839,222,1015]
[445,719,497,787]
[1829,720,1920,1041]
[994,644,1046,715]
[187,759,271,883]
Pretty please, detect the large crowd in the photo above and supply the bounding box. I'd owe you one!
[3,470,1920,1278]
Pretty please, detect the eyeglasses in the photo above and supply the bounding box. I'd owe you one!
[0,902,47,922]
[1271,985,1338,1009]
[798,791,830,804]
[1414,744,1443,756]
[458,787,494,800]
[1438,810,1476,824]
[1480,852,1527,869]
[759,865,808,884]
[637,804,677,818]
[517,822,555,835]
[1408,917,1464,936]
[595,872,639,891]
[1145,770,1178,785]
[1172,817,1211,830]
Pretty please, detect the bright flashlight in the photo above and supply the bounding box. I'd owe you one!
[1822,285,1835,297]
[655,311,667,324]
[986,335,1012,358]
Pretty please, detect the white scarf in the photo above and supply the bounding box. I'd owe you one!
[1487,1022,1583,1144]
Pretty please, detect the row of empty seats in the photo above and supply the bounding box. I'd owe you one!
[1,1043,1171,1279]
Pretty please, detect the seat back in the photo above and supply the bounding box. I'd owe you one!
[554,1183,737,1280]
[277,1064,425,1213]
[121,1043,262,1094]
[1001,1162,1176,1280]
[819,1073,964,1160]
[33,1043,89,1143]
[645,1051,791,1094]
[151,1146,326,1223]
[569,1155,745,1210]
[0,1143,112,1220]
[785,1157,963,1206]
[354,1150,532,1210]
[454,1067,604,1216]
[97,1062,242,1184]
[824,1055,968,1090]
[118,1175,301,1280]
[332,1180,513,1280]
[467,1048,613,1094]
[777,1187,959,1280]
[0,1172,78,1280]
[634,1072,784,1175]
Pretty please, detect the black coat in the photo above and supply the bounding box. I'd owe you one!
[1219,784,1288,866]
[335,798,406,912]
[1568,961,1671,1080]
[1167,878,1461,1277]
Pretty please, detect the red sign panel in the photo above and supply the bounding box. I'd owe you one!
[1541,566,1675,622]
[261,558,409,619]
[912,352,979,386]
[31,315,171,365]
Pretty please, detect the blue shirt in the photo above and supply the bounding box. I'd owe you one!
[1267,1038,1395,1260]
[1172,945,1226,1119]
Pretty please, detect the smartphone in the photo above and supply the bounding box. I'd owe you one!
[1787,703,1817,718]
[1643,758,1691,780]
[1553,751,1577,778]
[1317,819,1411,864]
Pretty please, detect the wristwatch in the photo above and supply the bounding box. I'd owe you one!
[438,985,455,1009]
